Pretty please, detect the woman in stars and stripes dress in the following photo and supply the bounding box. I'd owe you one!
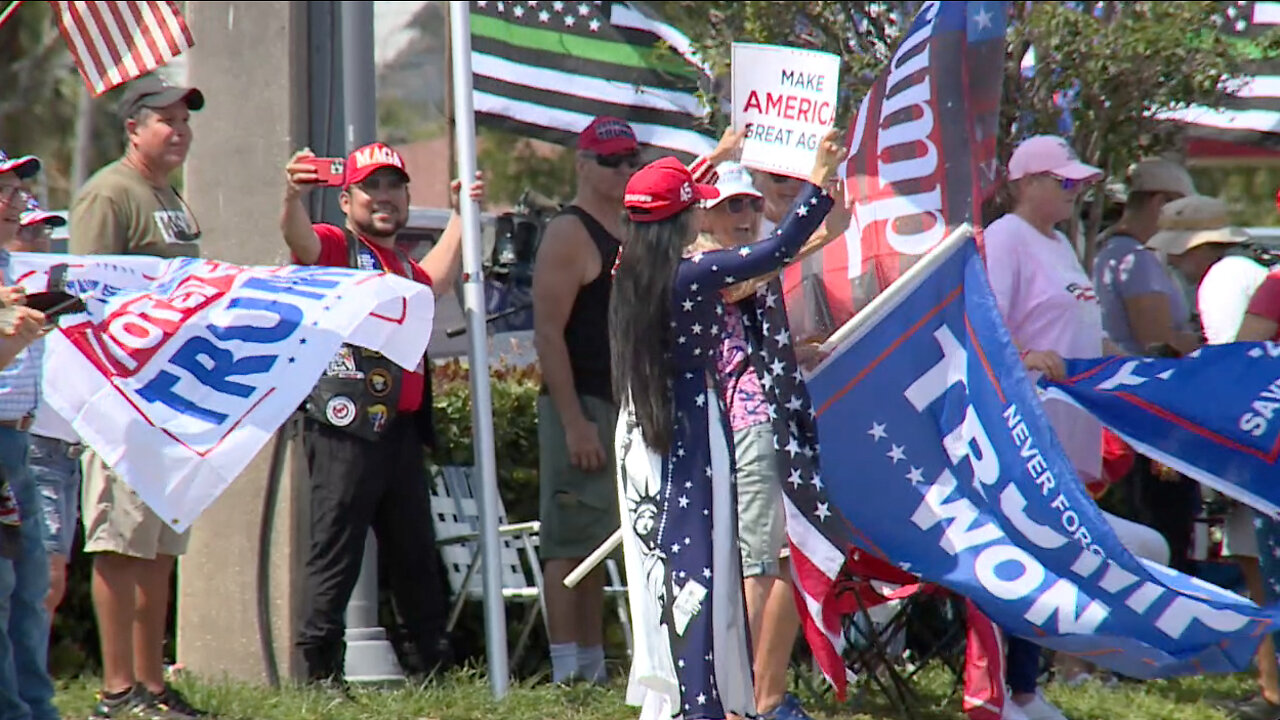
[609,132,845,720]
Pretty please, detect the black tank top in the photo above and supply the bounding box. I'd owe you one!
[550,205,619,403]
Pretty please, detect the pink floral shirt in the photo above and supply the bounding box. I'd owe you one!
[717,302,770,432]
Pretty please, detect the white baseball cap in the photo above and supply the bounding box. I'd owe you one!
[703,161,762,208]
[1008,135,1103,182]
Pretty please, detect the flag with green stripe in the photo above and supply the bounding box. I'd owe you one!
[471,0,718,158]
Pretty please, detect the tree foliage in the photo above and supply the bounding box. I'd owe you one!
[656,1,1280,253]
[475,128,577,208]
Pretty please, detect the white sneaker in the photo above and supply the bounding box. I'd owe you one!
[1009,692,1069,720]
[1001,700,1031,720]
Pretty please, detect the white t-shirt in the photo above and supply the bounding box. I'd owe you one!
[983,213,1103,481]
[1197,254,1270,345]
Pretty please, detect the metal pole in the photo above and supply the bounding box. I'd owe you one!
[449,0,510,699]
[339,0,404,684]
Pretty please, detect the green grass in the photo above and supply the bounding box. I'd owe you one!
[51,664,1262,720]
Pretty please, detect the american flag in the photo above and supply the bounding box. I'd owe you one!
[50,1,195,97]
[737,276,864,698]
[1157,1,1280,149]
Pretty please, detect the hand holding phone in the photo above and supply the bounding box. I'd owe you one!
[24,291,86,322]
[301,157,347,187]
[285,150,346,195]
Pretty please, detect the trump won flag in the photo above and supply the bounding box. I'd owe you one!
[801,231,1280,682]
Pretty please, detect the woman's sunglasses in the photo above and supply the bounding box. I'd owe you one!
[1039,173,1084,192]
[594,152,642,170]
[721,196,765,214]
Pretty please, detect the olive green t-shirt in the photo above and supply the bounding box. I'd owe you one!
[69,160,201,258]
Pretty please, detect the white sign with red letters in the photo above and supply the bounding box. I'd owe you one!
[732,42,841,180]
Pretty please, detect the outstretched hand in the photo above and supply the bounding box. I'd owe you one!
[808,129,848,188]
[709,126,749,165]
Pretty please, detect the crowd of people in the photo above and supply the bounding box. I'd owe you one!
[0,69,1278,720]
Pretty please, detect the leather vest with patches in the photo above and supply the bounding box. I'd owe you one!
[302,230,408,441]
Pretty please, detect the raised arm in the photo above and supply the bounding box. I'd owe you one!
[281,149,323,265]
[675,130,845,294]
[676,184,832,294]
[418,173,485,297]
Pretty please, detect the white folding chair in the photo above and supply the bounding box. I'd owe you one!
[429,465,633,669]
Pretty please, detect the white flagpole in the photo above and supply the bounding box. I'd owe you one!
[449,0,510,699]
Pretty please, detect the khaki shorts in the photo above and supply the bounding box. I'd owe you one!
[538,394,619,561]
[734,422,788,578]
[81,449,189,559]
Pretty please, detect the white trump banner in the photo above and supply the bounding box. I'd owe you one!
[732,42,841,179]
[11,253,435,532]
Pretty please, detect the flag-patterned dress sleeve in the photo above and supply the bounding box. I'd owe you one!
[632,181,830,720]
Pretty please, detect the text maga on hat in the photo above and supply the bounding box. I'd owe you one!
[732,42,841,180]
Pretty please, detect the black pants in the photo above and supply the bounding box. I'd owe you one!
[295,414,449,682]
[1124,456,1200,576]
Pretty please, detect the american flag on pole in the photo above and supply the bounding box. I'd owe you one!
[50,1,195,97]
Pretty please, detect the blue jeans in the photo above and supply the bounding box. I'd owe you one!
[28,435,81,558]
[0,428,57,720]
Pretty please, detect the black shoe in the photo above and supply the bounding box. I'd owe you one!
[136,684,209,719]
[1231,696,1280,720]
[89,686,147,719]
[315,677,357,703]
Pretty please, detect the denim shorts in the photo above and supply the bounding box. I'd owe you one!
[28,435,83,558]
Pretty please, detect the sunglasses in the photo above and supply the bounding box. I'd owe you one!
[721,196,765,214]
[1039,173,1084,192]
[593,152,642,170]
[353,174,409,194]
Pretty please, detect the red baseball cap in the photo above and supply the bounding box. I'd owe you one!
[578,116,638,156]
[344,142,410,186]
[624,157,718,222]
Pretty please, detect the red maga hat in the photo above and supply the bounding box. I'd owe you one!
[624,157,718,222]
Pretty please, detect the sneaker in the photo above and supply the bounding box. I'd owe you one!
[761,694,814,720]
[1007,692,1068,720]
[89,686,147,719]
[136,684,209,719]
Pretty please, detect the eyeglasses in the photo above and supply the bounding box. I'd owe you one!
[353,175,408,194]
[593,152,642,170]
[0,186,31,207]
[722,196,765,214]
[151,186,202,243]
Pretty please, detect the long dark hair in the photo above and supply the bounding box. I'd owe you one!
[609,209,696,453]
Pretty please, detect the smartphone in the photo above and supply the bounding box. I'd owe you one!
[302,157,347,187]
[24,291,86,323]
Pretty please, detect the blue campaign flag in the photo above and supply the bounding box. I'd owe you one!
[1041,346,1280,519]
[804,230,1280,678]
